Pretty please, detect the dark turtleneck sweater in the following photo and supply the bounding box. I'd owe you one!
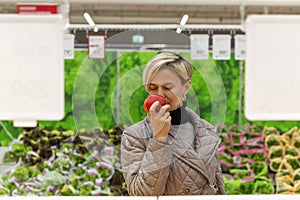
[169,101,195,148]
[169,101,191,125]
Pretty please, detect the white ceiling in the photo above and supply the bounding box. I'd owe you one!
[1,0,300,47]
[1,0,300,26]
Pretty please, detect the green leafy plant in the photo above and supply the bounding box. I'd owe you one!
[0,125,127,196]
[218,123,274,194]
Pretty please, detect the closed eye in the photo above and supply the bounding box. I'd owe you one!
[149,86,157,91]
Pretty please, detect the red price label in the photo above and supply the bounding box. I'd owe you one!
[17,4,58,14]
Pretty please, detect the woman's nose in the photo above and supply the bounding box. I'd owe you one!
[156,87,165,97]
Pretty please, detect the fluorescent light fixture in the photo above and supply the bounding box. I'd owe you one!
[180,14,189,25]
[132,35,144,43]
[83,12,95,26]
[93,27,99,32]
[176,27,182,34]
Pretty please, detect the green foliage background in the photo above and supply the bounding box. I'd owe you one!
[1,50,300,145]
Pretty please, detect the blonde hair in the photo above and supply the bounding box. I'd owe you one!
[143,52,193,91]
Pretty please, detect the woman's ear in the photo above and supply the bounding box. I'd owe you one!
[184,79,191,96]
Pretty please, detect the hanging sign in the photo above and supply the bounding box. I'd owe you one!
[190,34,209,60]
[235,35,246,60]
[245,15,300,120]
[17,3,58,14]
[88,34,106,60]
[0,14,64,127]
[212,35,231,60]
[64,34,75,59]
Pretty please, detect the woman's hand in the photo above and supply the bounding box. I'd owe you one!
[148,101,171,142]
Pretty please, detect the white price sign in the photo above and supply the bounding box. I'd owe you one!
[235,35,246,60]
[88,34,106,59]
[212,35,231,60]
[190,34,209,60]
[64,34,74,59]
[0,14,64,127]
[245,15,300,120]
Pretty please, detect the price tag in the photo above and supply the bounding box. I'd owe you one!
[235,35,246,60]
[212,35,231,60]
[17,3,58,14]
[64,34,74,59]
[88,34,106,59]
[190,34,209,60]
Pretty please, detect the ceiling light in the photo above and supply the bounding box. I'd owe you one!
[180,14,189,26]
[93,27,99,32]
[83,12,95,26]
[176,27,182,34]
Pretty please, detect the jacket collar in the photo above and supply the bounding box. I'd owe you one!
[144,108,221,185]
[180,107,221,184]
[184,107,221,161]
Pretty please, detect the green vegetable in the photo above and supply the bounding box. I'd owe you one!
[282,127,297,142]
[294,139,300,148]
[11,166,30,182]
[37,171,66,186]
[286,156,299,170]
[265,135,284,148]
[240,180,254,194]
[294,170,300,182]
[0,187,9,195]
[0,125,122,196]
[12,143,32,157]
[253,177,274,194]
[250,162,267,176]
[248,153,266,162]
[269,148,283,159]
[246,124,263,136]
[263,127,279,137]
[60,184,78,196]
[229,168,252,179]
[276,169,293,177]
[285,147,298,156]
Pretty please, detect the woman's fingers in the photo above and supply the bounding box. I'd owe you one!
[148,101,160,115]
[148,101,171,141]
[159,104,171,114]
[149,101,170,115]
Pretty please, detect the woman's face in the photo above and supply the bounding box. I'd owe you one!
[148,68,190,111]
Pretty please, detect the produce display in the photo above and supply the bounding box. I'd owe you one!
[1,51,300,196]
[217,123,274,194]
[263,126,300,194]
[0,125,127,196]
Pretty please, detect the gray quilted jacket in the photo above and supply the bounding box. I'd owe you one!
[121,107,226,196]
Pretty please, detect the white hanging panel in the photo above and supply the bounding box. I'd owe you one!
[0,14,64,127]
[212,34,231,60]
[64,34,75,59]
[88,34,106,59]
[235,34,246,60]
[190,34,209,60]
[245,15,300,120]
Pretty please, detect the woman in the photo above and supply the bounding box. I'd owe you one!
[121,52,226,196]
